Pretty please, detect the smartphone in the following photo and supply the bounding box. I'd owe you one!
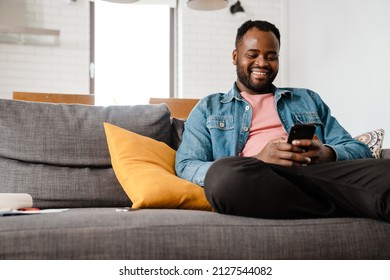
[287,124,316,144]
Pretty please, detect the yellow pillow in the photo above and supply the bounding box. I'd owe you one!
[103,122,213,211]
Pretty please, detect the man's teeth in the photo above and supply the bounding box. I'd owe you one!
[252,71,267,76]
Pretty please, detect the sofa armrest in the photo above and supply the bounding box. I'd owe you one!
[381,149,390,159]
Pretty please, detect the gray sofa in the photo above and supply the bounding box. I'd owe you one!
[0,98,389,260]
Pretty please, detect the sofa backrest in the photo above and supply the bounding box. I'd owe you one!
[149,97,198,119]
[0,99,172,208]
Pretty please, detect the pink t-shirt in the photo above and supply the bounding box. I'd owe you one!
[241,92,288,157]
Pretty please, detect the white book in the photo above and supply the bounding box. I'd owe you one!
[0,208,69,216]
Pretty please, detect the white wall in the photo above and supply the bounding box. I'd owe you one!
[177,0,284,99]
[0,0,90,99]
[286,0,390,147]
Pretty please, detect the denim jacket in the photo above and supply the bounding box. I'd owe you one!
[175,83,371,186]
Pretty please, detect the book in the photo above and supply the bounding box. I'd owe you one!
[0,208,69,216]
[0,193,33,209]
[0,193,69,216]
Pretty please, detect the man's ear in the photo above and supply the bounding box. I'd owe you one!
[232,49,237,65]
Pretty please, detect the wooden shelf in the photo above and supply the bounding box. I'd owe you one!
[0,25,60,46]
[13,92,95,105]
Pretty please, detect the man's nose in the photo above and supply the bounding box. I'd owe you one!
[255,55,269,66]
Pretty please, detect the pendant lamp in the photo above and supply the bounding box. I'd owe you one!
[187,0,229,11]
[102,0,139,3]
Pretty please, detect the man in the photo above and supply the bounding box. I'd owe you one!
[175,20,389,221]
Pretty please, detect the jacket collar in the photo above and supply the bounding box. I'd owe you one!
[221,83,293,103]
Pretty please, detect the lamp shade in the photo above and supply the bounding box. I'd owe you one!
[102,0,139,3]
[187,0,229,11]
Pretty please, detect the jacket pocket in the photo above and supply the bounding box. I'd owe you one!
[293,112,323,126]
[206,115,234,131]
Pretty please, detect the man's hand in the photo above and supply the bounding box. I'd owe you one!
[253,136,336,166]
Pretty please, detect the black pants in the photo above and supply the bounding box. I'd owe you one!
[204,157,390,221]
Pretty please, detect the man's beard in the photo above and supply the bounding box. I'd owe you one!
[236,65,277,94]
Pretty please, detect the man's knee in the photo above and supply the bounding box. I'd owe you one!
[204,157,267,213]
[204,157,242,200]
[204,157,257,194]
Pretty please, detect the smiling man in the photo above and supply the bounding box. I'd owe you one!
[175,20,390,221]
[234,26,279,94]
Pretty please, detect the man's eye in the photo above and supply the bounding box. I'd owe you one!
[266,54,279,61]
[246,53,257,59]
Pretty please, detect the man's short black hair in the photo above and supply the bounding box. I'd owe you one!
[235,20,281,48]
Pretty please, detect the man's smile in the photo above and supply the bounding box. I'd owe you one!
[250,67,270,78]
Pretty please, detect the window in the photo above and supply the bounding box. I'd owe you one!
[91,1,175,105]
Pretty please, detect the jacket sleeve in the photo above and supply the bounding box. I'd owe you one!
[175,101,214,186]
[310,91,372,160]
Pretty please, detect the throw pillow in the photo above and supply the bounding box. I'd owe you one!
[104,122,213,211]
[354,128,385,159]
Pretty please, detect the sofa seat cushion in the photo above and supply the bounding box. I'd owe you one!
[0,208,389,260]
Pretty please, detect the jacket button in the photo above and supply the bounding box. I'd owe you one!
[219,122,225,128]
[243,127,249,132]
[245,105,250,111]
